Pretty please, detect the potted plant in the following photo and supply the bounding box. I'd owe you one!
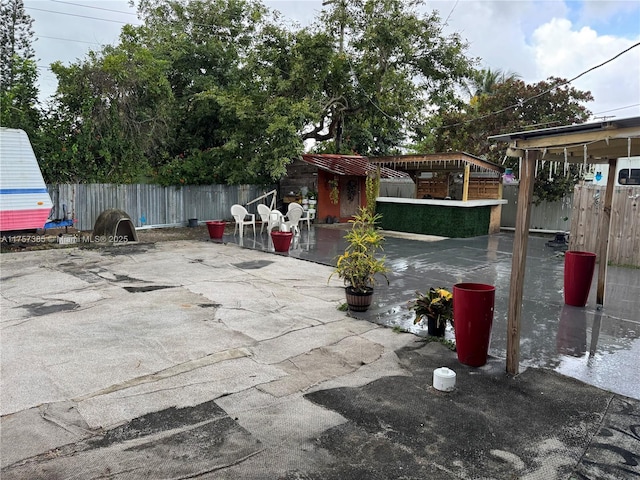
[329,207,388,312]
[408,287,453,337]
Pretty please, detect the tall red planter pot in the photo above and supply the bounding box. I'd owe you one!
[564,251,596,307]
[206,221,225,239]
[453,283,495,367]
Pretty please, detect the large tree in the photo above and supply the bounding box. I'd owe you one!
[41,0,474,185]
[134,0,311,185]
[39,26,174,183]
[0,0,40,135]
[306,0,474,155]
[421,76,594,202]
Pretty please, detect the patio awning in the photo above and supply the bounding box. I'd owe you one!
[490,116,640,376]
[489,117,640,162]
[300,154,410,179]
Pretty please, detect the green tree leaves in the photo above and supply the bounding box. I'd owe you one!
[423,76,593,203]
[1,0,40,135]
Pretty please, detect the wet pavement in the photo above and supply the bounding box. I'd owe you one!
[228,224,640,400]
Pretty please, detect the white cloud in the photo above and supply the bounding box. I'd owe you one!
[532,17,640,117]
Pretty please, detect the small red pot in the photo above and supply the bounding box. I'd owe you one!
[206,221,225,240]
[271,231,293,252]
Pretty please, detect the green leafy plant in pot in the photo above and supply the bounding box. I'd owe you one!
[329,207,388,312]
[408,287,453,337]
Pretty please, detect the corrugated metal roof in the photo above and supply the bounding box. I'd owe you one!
[488,116,640,142]
[487,116,640,162]
[300,154,410,178]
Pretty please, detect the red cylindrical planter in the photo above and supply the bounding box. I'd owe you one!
[564,251,596,307]
[206,221,225,239]
[271,231,293,252]
[453,283,495,367]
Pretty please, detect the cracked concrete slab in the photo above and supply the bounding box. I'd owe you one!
[2,238,638,479]
[259,336,385,397]
[248,318,379,365]
[76,353,285,430]
[2,401,262,480]
[1,402,91,468]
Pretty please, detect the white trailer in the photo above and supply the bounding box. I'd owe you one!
[0,128,53,231]
[591,157,640,187]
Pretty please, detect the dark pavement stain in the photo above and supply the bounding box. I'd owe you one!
[123,285,174,293]
[93,244,153,256]
[22,301,78,317]
[233,260,274,270]
[199,303,221,308]
[88,400,228,449]
[2,400,262,478]
[111,274,145,283]
[290,343,616,480]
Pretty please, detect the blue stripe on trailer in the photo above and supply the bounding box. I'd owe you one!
[0,188,49,194]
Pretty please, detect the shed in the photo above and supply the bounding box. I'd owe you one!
[489,116,640,375]
[292,154,409,223]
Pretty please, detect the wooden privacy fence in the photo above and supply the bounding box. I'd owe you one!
[46,184,274,232]
[569,184,640,266]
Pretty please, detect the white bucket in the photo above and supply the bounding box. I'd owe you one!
[433,367,456,392]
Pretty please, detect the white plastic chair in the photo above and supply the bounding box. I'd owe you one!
[268,210,284,233]
[231,204,255,237]
[299,209,313,230]
[257,204,271,233]
[283,203,304,235]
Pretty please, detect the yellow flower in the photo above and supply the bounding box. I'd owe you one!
[437,288,452,301]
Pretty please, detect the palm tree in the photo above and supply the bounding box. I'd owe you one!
[464,68,520,101]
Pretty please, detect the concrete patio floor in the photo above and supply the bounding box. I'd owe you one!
[1,226,639,479]
[227,224,640,400]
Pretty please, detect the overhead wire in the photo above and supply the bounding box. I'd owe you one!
[438,41,640,131]
[26,6,131,24]
[49,0,138,16]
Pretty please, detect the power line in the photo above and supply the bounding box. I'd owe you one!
[592,103,640,115]
[443,0,459,25]
[38,34,101,45]
[26,6,131,24]
[49,0,138,16]
[440,41,640,131]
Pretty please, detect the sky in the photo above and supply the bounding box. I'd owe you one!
[24,0,640,122]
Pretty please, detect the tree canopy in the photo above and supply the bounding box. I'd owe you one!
[34,0,476,185]
[5,0,595,193]
[421,76,593,202]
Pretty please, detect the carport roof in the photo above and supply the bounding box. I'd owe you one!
[489,116,640,162]
[301,154,410,179]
